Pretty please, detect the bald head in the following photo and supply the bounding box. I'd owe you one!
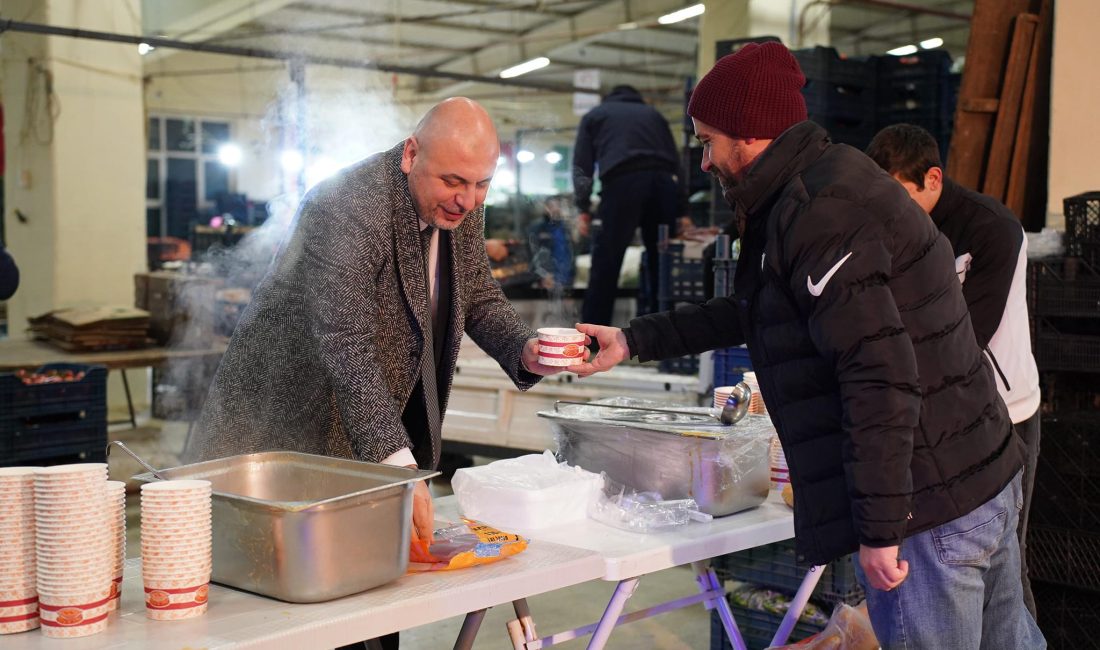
[401,97,500,230]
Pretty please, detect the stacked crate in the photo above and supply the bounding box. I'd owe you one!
[1027,193,1100,648]
[655,240,707,375]
[0,364,108,467]
[711,540,864,649]
[874,50,957,161]
[794,46,877,151]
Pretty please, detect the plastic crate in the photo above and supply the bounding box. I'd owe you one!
[1031,412,1100,532]
[714,346,753,387]
[710,603,825,650]
[876,50,952,80]
[1064,192,1100,267]
[792,46,874,89]
[802,79,875,124]
[1032,579,1100,649]
[817,116,876,151]
[1028,257,1100,318]
[1028,526,1100,593]
[0,363,108,420]
[713,539,864,607]
[1032,319,1100,373]
[657,242,707,308]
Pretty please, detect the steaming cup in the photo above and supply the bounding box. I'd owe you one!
[536,327,587,366]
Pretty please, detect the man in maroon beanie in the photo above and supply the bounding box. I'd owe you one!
[571,42,1043,649]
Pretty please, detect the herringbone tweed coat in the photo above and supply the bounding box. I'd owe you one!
[183,143,539,468]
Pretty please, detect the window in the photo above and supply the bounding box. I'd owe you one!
[146,116,234,238]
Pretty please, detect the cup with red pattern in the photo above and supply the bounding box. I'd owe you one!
[536,327,587,366]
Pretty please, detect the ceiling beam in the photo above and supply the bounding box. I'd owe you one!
[547,57,689,80]
[215,24,479,55]
[144,0,298,63]
[249,3,525,39]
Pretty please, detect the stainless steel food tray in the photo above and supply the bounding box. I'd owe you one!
[135,451,437,603]
[539,398,774,516]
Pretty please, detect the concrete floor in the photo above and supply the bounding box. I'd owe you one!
[108,418,716,650]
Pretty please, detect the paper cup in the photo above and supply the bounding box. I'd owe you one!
[537,327,586,366]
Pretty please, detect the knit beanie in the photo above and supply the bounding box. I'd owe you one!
[688,42,808,139]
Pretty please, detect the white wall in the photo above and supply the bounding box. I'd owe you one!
[1047,0,1100,225]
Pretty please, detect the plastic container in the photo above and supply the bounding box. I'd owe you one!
[452,451,603,530]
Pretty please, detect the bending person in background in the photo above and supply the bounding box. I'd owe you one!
[866,123,1042,617]
[185,98,566,650]
[571,43,1044,650]
[0,243,18,300]
[571,84,682,326]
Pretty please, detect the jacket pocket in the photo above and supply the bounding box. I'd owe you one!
[930,496,1007,567]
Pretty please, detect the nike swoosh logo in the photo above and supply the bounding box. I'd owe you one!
[807,251,854,297]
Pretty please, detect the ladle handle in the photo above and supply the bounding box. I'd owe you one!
[106,440,166,480]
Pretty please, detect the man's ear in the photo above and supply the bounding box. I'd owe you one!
[401,137,418,174]
[925,166,944,192]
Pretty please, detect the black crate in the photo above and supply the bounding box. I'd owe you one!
[658,355,699,376]
[714,346,753,388]
[713,539,864,607]
[710,603,825,650]
[792,46,874,89]
[1032,319,1100,373]
[1028,526,1100,593]
[802,79,875,124]
[1033,579,1100,650]
[1028,257,1100,318]
[1065,193,1100,268]
[876,50,952,80]
[657,242,707,308]
[0,364,108,420]
[1031,412,1100,532]
[815,116,876,151]
[3,434,108,467]
[1038,372,1100,413]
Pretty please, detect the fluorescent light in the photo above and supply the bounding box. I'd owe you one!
[618,21,640,30]
[544,151,563,165]
[496,155,506,167]
[920,37,944,49]
[500,57,550,79]
[658,4,705,25]
[494,168,516,190]
[138,42,155,56]
[516,150,535,164]
[280,150,304,173]
[887,44,919,56]
[217,143,242,167]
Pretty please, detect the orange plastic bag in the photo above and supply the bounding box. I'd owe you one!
[408,518,528,572]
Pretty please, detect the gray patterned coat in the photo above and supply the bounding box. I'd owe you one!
[183,144,539,467]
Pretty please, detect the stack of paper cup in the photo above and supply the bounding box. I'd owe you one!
[712,385,735,409]
[0,467,39,634]
[105,481,126,612]
[141,480,212,620]
[34,464,112,639]
[741,372,768,415]
[770,436,790,491]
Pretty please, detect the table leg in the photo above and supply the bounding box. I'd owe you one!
[769,565,826,648]
[585,577,639,650]
[693,561,748,650]
[120,369,137,428]
[454,608,487,650]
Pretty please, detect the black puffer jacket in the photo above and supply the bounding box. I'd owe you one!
[624,122,1024,565]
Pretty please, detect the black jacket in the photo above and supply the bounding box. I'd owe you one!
[623,122,1024,565]
[0,245,18,301]
[571,86,680,212]
[931,178,1040,423]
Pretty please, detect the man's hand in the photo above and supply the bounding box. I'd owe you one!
[569,323,629,378]
[411,479,434,543]
[859,544,909,591]
[577,212,591,237]
[521,336,586,376]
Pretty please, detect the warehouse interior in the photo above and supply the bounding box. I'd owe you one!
[1,0,1098,648]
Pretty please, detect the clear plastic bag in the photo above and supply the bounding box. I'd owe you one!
[588,475,712,533]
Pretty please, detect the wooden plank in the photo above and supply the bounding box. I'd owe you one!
[1007,0,1054,229]
[1005,23,1043,219]
[959,97,1000,113]
[946,0,1031,189]
[982,14,1038,202]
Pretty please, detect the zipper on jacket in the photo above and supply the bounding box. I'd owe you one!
[984,345,1012,392]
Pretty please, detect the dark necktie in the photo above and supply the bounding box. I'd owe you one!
[418,226,441,469]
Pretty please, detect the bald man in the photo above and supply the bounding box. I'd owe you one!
[185,98,562,562]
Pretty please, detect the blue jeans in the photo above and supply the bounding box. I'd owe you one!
[854,472,1045,649]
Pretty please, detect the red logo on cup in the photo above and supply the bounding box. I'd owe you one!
[562,343,581,357]
[194,585,209,604]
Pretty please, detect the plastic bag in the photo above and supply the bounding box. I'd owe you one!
[588,475,712,533]
[1027,227,1064,259]
[729,583,830,627]
[766,601,878,650]
[408,518,528,572]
